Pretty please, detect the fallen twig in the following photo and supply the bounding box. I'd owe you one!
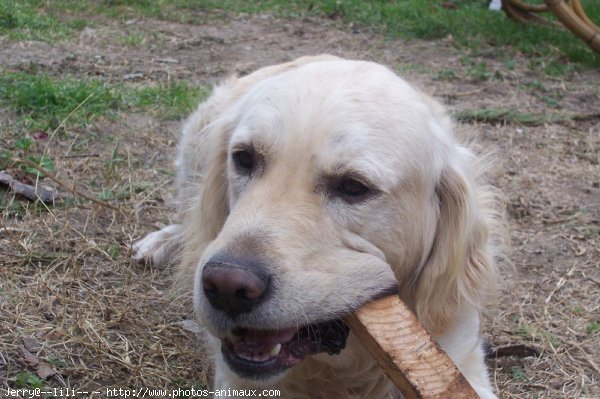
[545,262,577,305]
[62,154,100,159]
[0,170,63,203]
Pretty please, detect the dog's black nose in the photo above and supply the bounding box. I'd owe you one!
[202,258,270,317]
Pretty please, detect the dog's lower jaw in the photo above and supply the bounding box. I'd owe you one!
[213,352,292,392]
[214,319,350,383]
[212,333,399,399]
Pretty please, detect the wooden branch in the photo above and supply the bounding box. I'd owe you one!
[0,170,63,203]
[345,295,479,399]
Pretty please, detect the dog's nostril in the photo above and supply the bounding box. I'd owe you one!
[203,279,217,292]
[201,259,270,317]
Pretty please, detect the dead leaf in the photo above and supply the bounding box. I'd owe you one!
[19,346,39,367]
[22,336,42,353]
[36,362,57,379]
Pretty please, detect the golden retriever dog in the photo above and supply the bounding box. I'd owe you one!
[133,55,505,399]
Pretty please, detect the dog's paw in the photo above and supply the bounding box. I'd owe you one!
[131,224,182,266]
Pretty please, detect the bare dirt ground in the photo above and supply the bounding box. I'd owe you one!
[1,11,599,399]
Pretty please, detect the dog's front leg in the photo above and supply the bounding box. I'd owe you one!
[131,224,183,266]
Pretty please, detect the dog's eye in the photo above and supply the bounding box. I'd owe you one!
[337,178,370,199]
[232,149,255,174]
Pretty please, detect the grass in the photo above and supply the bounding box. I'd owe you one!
[453,108,600,126]
[1,1,599,68]
[119,30,146,46]
[124,81,209,120]
[0,72,121,130]
[0,71,208,131]
[15,371,44,389]
[510,366,527,382]
[0,0,87,41]
[587,321,600,335]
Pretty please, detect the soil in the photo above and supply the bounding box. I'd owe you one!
[1,11,599,399]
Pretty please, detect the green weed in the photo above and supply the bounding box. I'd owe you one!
[433,69,458,81]
[0,149,12,170]
[125,80,209,120]
[0,0,87,41]
[467,61,493,81]
[544,60,577,77]
[587,321,600,335]
[1,136,55,181]
[0,72,120,130]
[120,31,145,46]
[0,72,209,131]
[108,242,122,258]
[23,155,55,178]
[524,80,546,92]
[14,137,33,152]
[98,188,115,201]
[454,108,567,125]
[571,305,584,315]
[104,142,126,181]
[510,366,527,382]
[15,370,44,389]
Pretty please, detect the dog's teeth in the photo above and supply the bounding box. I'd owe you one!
[269,343,282,357]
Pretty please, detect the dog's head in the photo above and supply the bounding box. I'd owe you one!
[179,57,497,381]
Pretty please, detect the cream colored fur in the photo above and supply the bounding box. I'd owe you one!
[133,55,505,399]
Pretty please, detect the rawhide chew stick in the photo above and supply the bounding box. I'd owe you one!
[344,295,480,399]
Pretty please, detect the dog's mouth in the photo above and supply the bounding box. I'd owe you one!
[220,319,350,379]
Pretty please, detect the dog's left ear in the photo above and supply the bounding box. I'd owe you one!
[414,161,497,336]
